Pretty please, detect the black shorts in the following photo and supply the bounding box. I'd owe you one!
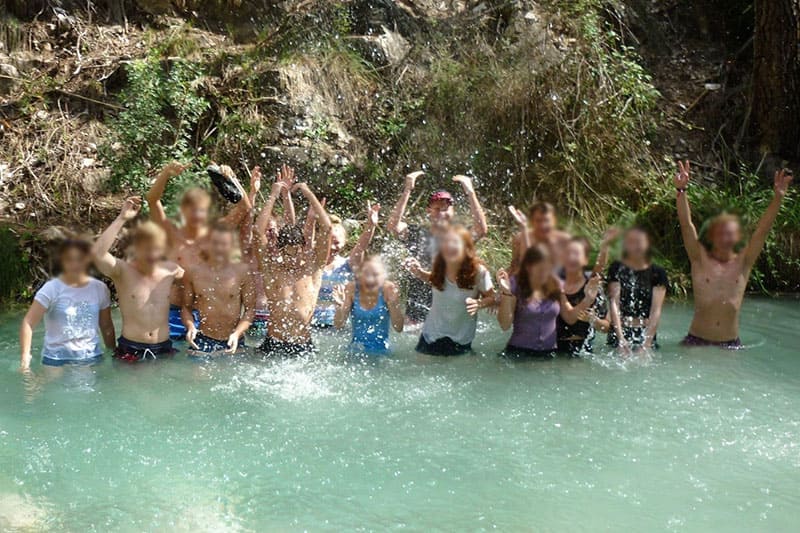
[114,336,175,362]
[258,336,315,358]
[557,338,592,357]
[415,335,471,356]
[501,344,556,360]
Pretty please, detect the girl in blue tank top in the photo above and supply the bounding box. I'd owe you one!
[332,257,404,355]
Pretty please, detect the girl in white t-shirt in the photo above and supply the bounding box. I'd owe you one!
[406,225,495,355]
[19,239,116,370]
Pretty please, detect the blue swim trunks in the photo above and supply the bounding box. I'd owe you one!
[169,305,200,340]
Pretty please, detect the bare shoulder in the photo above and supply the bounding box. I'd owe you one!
[554,229,572,242]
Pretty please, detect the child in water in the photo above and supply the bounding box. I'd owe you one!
[332,256,404,355]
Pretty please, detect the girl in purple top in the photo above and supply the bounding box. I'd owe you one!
[497,246,600,359]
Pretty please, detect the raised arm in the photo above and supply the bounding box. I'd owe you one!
[593,227,620,274]
[255,181,285,246]
[387,171,424,238]
[92,197,141,279]
[19,301,46,371]
[293,182,332,267]
[508,206,530,273]
[559,275,600,324]
[277,164,297,226]
[607,281,627,350]
[383,282,405,332]
[403,257,431,284]
[675,160,703,262]
[453,175,488,241]
[332,283,354,329]
[743,169,793,270]
[145,161,187,231]
[496,269,515,331]
[642,286,666,348]
[350,202,380,271]
[217,169,254,229]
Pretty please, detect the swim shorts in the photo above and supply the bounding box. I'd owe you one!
[114,336,175,362]
[258,336,315,358]
[169,305,200,341]
[681,333,742,350]
[42,355,103,367]
[247,309,269,336]
[415,335,471,356]
[502,344,556,360]
[190,332,246,354]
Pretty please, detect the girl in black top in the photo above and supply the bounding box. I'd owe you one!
[607,227,668,351]
[557,233,616,355]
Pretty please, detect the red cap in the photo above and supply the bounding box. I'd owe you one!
[429,190,454,206]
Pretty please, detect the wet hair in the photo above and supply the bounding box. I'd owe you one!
[180,187,211,208]
[430,225,482,291]
[527,201,555,219]
[132,221,167,248]
[701,212,741,249]
[276,224,306,248]
[516,245,561,301]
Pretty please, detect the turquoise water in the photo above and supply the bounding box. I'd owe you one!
[1,298,799,531]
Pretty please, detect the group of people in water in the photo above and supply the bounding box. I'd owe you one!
[18,159,794,369]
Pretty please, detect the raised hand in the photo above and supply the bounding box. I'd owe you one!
[508,205,527,228]
[250,166,262,196]
[278,163,296,190]
[465,297,481,316]
[584,274,601,300]
[404,171,424,190]
[453,174,474,193]
[403,257,422,276]
[496,268,512,294]
[291,182,311,196]
[161,160,189,178]
[229,176,247,199]
[384,282,399,305]
[367,201,381,227]
[225,333,240,354]
[675,160,690,189]
[332,284,347,308]
[185,324,199,350]
[774,168,793,198]
[119,196,142,221]
[601,226,621,245]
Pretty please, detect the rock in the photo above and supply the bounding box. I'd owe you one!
[284,146,310,164]
[348,26,410,67]
[0,64,20,95]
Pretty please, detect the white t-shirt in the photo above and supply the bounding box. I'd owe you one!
[33,277,111,361]
[422,266,493,346]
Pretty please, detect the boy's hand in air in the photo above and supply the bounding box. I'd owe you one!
[250,166,262,196]
[118,196,142,221]
[674,160,690,190]
[404,171,424,190]
[774,168,793,198]
[161,161,189,178]
[453,174,475,193]
[367,201,381,227]
[278,164,296,190]
[508,206,527,228]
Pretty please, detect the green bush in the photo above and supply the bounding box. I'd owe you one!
[0,226,30,304]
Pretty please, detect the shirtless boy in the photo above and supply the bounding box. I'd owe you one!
[675,161,793,348]
[92,197,183,361]
[182,223,255,356]
[386,171,488,322]
[508,201,571,273]
[146,161,250,340]
[255,175,332,356]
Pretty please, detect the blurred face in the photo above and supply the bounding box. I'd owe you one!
[330,225,347,255]
[710,220,741,252]
[427,200,454,224]
[180,198,211,227]
[209,230,234,262]
[359,260,386,292]
[134,239,166,266]
[439,230,466,263]
[60,248,91,278]
[526,259,553,289]
[530,211,555,238]
[623,229,649,261]
[563,241,588,273]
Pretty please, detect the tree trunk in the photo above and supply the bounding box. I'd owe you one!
[753,0,800,160]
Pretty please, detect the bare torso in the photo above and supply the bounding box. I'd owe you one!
[689,250,748,341]
[116,261,181,343]
[261,252,322,343]
[189,262,250,340]
[167,228,209,306]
